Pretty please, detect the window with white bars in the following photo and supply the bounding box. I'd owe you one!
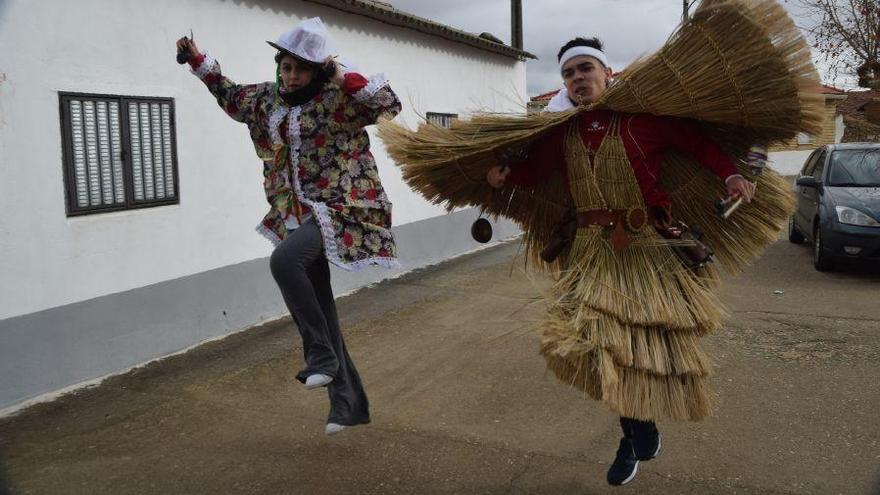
[426,112,458,129]
[60,93,179,215]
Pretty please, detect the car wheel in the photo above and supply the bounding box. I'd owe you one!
[813,226,833,272]
[788,216,805,244]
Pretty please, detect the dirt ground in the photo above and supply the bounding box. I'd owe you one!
[2,235,879,494]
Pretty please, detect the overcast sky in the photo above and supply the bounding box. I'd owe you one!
[389,0,851,96]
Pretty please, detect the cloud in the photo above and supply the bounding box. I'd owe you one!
[390,0,856,94]
[392,0,685,95]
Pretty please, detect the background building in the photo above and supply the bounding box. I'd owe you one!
[836,89,880,143]
[768,85,847,175]
[0,0,532,412]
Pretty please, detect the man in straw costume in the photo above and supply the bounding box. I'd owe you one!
[377,0,821,486]
[484,35,754,485]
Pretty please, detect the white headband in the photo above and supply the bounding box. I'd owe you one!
[559,46,609,71]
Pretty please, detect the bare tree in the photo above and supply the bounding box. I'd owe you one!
[790,0,880,88]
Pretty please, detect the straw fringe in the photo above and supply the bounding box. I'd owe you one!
[663,152,796,274]
[552,238,726,331]
[541,339,715,421]
[541,307,715,379]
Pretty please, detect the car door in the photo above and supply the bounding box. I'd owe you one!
[799,149,827,240]
[795,150,820,232]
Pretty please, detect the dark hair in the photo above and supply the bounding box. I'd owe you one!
[275,50,323,68]
[557,37,604,62]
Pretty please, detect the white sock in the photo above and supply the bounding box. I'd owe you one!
[305,374,333,389]
[325,423,346,436]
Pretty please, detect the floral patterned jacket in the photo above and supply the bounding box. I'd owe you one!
[190,52,402,271]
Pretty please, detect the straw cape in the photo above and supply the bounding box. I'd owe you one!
[377,0,823,420]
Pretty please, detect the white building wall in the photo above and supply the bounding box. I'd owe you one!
[768,150,813,176]
[0,0,527,320]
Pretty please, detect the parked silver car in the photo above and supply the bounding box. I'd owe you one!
[789,143,880,271]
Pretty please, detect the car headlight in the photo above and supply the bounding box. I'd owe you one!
[835,206,880,227]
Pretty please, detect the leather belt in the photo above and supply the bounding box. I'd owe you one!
[576,208,647,251]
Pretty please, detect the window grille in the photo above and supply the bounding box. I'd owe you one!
[60,93,179,215]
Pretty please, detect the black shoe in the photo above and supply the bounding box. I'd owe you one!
[606,437,639,486]
[621,417,662,461]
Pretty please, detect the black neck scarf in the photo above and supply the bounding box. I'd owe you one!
[278,70,329,107]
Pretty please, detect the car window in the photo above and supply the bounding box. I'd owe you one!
[801,150,819,177]
[811,151,827,180]
[827,149,880,186]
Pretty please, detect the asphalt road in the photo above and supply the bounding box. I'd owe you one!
[2,235,879,494]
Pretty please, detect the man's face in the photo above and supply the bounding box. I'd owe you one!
[561,55,612,105]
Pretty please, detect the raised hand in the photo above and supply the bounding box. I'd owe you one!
[175,35,200,64]
[726,175,755,203]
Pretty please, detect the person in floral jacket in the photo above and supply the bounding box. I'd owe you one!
[177,17,401,435]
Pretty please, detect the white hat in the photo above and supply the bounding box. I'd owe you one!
[268,17,334,64]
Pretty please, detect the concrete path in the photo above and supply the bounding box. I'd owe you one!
[2,237,879,494]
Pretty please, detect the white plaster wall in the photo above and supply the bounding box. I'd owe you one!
[768,150,813,176]
[0,0,527,319]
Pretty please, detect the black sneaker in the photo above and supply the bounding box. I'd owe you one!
[606,437,639,486]
[621,418,662,461]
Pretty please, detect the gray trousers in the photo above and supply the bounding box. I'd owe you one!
[269,219,370,426]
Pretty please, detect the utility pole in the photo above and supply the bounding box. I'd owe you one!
[684,0,701,22]
[511,0,523,50]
